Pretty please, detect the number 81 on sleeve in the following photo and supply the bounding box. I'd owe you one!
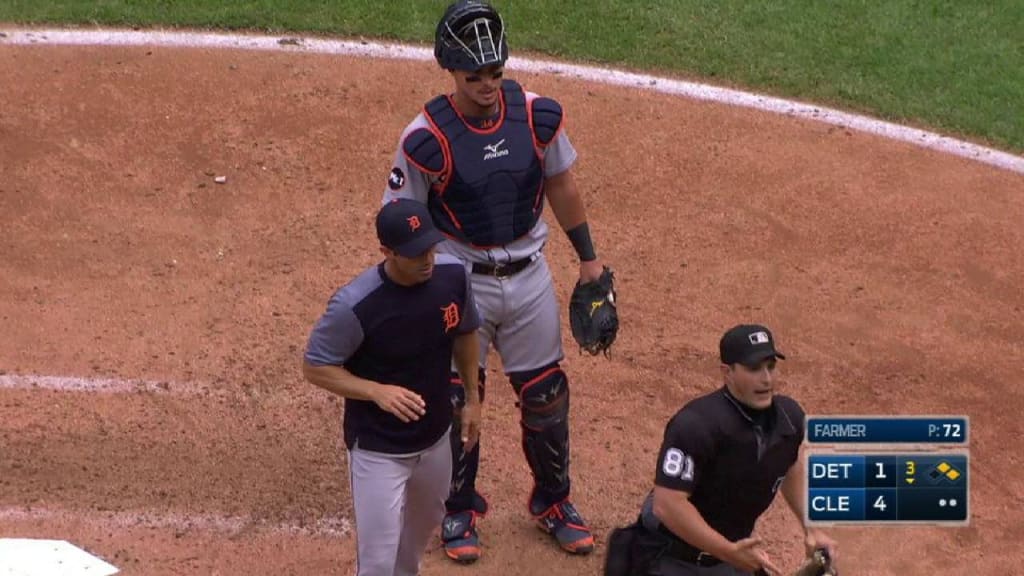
[662,448,695,481]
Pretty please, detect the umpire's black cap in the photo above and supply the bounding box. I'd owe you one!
[720,324,786,367]
[376,199,444,257]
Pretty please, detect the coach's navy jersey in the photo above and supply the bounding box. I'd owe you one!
[651,387,805,542]
[305,254,481,454]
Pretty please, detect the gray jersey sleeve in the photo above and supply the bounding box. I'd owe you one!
[525,91,578,177]
[304,290,365,366]
[382,115,436,204]
[542,130,577,177]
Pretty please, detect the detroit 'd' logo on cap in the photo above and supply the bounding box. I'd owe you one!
[748,331,770,345]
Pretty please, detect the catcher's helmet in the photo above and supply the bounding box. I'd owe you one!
[435,1,508,71]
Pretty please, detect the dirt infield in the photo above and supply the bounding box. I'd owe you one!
[2,40,1023,575]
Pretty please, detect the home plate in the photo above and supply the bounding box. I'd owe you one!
[0,539,118,575]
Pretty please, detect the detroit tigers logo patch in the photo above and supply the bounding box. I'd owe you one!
[441,302,460,333]
[388,167,405,190]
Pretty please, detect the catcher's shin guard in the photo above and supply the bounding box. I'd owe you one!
[511,364,571,506]
[447,369,487,513]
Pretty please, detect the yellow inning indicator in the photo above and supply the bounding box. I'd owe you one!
[905,460,916,484]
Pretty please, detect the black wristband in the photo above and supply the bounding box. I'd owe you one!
[566,222,597,262]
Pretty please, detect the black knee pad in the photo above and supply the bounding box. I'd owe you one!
[511,364,569,429]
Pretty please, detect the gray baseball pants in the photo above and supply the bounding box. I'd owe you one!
[348,429,452,576]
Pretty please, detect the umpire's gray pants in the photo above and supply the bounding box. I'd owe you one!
[649,556,752,575]
[348,429,452,576]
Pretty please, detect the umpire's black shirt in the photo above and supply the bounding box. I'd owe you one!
[648,386,805,543]
[304,253,480,454]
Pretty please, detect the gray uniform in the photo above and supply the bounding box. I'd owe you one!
[383,81,592,557]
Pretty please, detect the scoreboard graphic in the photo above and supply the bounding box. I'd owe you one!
[805,416,969,526]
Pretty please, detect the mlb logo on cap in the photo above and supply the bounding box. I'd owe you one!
[720,324,786,367]
[748,331,770,345]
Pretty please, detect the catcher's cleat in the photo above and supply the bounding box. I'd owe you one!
[532,499,595,555]
[442,510,482,564]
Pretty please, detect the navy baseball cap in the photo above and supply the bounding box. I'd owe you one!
[376,199,445,257]
[720,324,787,367]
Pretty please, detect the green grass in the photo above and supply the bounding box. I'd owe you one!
[2,0,1021,152]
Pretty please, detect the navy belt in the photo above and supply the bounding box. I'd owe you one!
[471,257,534,278]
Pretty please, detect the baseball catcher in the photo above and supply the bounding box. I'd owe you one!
[383,0,617,562]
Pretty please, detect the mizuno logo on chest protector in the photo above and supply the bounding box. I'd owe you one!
[483,139,509,160]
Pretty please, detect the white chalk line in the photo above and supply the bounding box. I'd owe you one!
[0,374,203,395]
[0,506,351,539]
[0,376,350,541]
[1,27,1021,175]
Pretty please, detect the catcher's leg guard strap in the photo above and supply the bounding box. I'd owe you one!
[449,368,486,408]
[510,364,571,506]
[447,369,487,513]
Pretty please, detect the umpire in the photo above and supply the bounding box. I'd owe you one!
[614,325,837,576]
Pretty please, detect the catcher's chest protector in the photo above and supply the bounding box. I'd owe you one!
[424,79,545,247]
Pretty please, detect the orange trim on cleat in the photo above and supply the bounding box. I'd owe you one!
[444,544,481,564]
[442,509,483,564]
[532,499,595,555]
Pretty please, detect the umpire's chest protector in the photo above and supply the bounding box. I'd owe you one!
[424,80,545,248]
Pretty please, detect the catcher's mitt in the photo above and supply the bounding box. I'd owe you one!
[569,266,619,356]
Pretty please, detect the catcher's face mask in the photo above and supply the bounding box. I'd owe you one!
[448,15,505,70]
[435,2,508,71]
